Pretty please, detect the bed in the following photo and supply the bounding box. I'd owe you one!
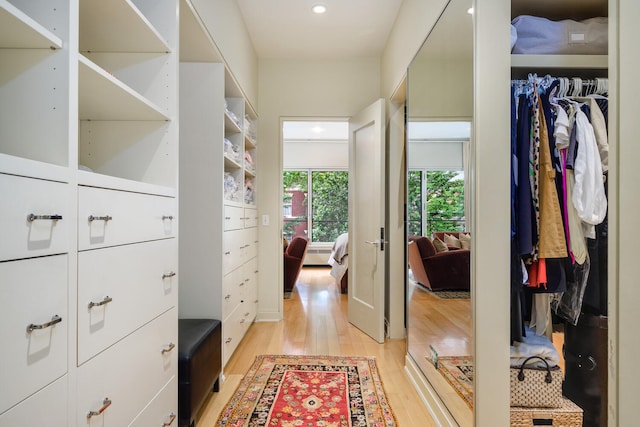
[328,232,349,293]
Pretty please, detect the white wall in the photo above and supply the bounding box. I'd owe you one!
[190,0,258,107]
[381,0,450,99]
[257,58,381,321]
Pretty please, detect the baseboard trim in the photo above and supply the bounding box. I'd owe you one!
[404,354,459,427]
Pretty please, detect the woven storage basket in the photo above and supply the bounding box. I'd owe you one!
[510,397,583,427]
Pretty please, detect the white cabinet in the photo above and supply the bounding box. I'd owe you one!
[0,376,68,427]
[0,255,67,415]
[78,186,176,250]
[0,174,69,261]
[178,0,259,371]
[0,0,178,424]
[77,238,177,364]
[76,308,177,427]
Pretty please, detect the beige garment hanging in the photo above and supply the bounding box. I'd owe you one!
[536,100,568,259]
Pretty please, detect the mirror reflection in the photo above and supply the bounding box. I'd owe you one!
[406,0,473,424]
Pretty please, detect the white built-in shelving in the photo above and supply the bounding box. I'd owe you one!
[0,0,179,425]
[178,0,259,371]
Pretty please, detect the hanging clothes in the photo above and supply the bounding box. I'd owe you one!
[510,74,609,338]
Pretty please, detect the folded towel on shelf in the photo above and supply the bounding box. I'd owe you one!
[510,326,561,368]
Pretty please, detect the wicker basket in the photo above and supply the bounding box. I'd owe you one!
[510,396,583,427]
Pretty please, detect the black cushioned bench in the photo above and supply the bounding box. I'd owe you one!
[178,319,222,427]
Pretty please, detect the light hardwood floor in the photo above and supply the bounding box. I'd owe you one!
[194,266,438,426]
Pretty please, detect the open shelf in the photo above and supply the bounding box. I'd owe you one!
[77,169,176,197]
[511,54,608,70]
[79,0,170,52]
[0,0,62,49]
[79,55,169,121]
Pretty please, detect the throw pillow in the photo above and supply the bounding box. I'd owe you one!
[444,233,462,249]
[459,232,471,249]
[433,237,449,253]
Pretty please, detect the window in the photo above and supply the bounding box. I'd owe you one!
[283,170,348,243]
[408,169,465,237]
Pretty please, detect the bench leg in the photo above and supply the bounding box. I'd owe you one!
[213,376,220,392]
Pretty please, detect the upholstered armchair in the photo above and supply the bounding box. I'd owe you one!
[283,236,309,292]
[408,236,470,291]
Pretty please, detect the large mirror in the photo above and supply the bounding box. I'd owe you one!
[406,0,474,425]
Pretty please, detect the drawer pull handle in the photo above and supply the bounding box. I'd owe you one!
[161,343,175,354]
[162,413,177,426]
[162,272,176,279]
[88,296,113,309]
[225,338,232,344]
[244,312,250,317]
[87,397,112,419]
[225,294,231,299]
[240,318,245,324]
[224,251,231,255]
[162,215,174,220]
[224,216,231,220]
[254,299,258,304]
[88,215,112,222]
[27,214,63,222]
[27,314,62,332]
[239,282,245,287]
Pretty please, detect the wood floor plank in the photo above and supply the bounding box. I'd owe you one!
[193,267,438,426]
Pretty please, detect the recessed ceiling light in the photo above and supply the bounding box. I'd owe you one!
[312,4,327,14]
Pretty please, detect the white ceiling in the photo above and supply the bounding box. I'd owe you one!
[236,0,404,59]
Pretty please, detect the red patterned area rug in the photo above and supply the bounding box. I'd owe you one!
[435,355,474,409]
[216,354,397,427]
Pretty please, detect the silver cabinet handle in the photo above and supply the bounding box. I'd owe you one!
[161,343,175,354]
[162,215,174,220]
[88,215,112,222]
[244,312,250,317]
[87,398,112,419]
[224,251,231,255]
[240,318,245,324]
[225,338,232,344]
[162,272,176,279]
[224,216,231,220]
[27,314,62,333]
[162,413,177,426]
[224,294,231,300]
[88,296,112,309]
[27,214,63,222]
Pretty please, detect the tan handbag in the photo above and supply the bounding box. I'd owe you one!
[510,356,563,408]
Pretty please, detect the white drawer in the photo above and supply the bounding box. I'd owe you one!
[77,239,178,364]
[222,268,242,320]
[77,308,177,427]
[244,208,258,228]
[222,229,243,274]
[222,307,244,367]
[0,375,67,427]
[242,228,258,260]
[241,257,258,303]
[0,173,69,262]
[78,186,176,250]
[129,376,177,427]
[0,255,67,414]
[224,205,244,231]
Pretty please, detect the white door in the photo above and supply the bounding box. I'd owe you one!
[348,99,386,343]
